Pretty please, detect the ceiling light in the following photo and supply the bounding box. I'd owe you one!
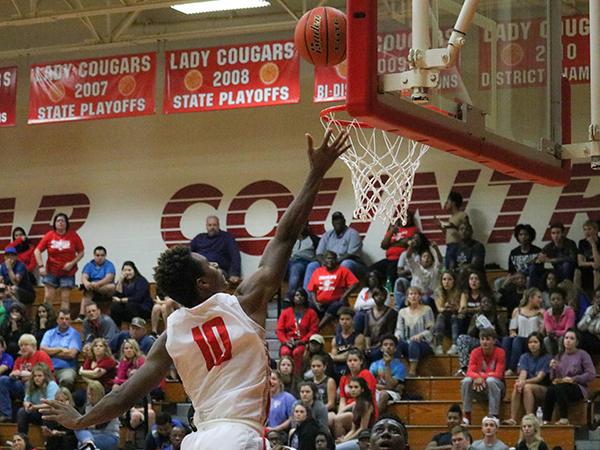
[171,0,271,15]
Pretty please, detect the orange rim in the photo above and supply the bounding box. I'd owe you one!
[320,104,373,128]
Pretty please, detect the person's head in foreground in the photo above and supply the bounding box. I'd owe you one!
[450,425,471,450]
[519,413,544,447]
[369,413,408,450]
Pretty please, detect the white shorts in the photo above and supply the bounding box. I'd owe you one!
[182,421,269,450]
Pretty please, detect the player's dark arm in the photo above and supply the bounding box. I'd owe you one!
[37,333,172,429]
[237,129,349,326]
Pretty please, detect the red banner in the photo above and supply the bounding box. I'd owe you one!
[479,15,590,89]
[314,29,461,103]
[0,66,17,127]
[28,53,156,124]
[164,40,300,113]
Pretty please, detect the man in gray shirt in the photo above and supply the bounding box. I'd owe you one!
[82,302,119,344]
[286,223,319,302]
[470,416,509,450]
[303,211,364,288]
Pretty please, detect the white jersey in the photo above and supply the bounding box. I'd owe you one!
[166,293,270,432]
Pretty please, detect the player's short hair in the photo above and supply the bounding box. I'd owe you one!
[371,413,408,443]
[154,246,205,308]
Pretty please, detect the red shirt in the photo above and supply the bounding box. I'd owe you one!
[385,226,418,260]
[275,307,319,344]
[14,350,54,373]
[339,368,378,411]
[307,265,359,304]
[8,237,37,272]
[36,230,84,277]
[83,356,117,390]
[466,346,505,380]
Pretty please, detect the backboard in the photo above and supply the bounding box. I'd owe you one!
[344,0,585,186]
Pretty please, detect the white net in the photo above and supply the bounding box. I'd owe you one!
[322,108,429,225]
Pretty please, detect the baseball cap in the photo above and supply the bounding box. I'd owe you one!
[130,317,147,328]
[309,334,324,345]
[3,247,17,255]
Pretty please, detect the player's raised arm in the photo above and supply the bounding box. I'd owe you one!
[37,333,172,429]
[237,128,350,326]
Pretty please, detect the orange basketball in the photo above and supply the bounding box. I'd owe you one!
[259,62,280,85]
[184,69,203,91]
[118,75,136,96]
[294,7,347,67]
[46,81,65,103]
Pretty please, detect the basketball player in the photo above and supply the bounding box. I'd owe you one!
[37,128,350,450]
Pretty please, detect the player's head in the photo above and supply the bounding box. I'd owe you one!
[369,413,408,450]
[154,246,226,307]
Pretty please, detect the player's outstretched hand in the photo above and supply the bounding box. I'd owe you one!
[36,399,83,429]
[306,127,350,176]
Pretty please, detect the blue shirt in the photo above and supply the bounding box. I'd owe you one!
[110,331,156,356]
[190,231,241,277]
[82,259,116,282]
[0,352,14,372]
[24,380,58,404]
[40,326,82,370]
[0,260,33,293]
[316,226,362,259]
[267,391,296,427]
[369,358,407,384]
[517,353,552,381]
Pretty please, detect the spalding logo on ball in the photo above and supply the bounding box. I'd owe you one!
[294,7,347,67]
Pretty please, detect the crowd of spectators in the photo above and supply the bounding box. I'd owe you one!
[0,202,598,449]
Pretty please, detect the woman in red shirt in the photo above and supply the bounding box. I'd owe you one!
[34,213,84,312]
[276,288,319,375]
[9,227,37,281]
[79,338,117,393]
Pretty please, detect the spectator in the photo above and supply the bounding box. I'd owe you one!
[354,270,385,333]
[371,212,417,286]
[144,411,186,450]
[31,303,56,345]
[0,334,53,422]
[150,291,178,338]
[540,270,558,308]
[286,223,319,303]
[577,286,600,352]
[278,355,301,398]
[301,334,335,380]
[498,271,528,319]
[1,302,32,358]
[335,377,375,443]
[446,222,486,276]
[42,387,78,450]
[543,288,575,355]
[110,317,156,358]
[394,232,431,308]
[0,337,14,376]
[577,219,600,296]
[314,431,336,450]
[450,425,471,450]
[267,430,291,450]
[110,261,153,328]
[0,286,8,326]
[34,213,84,311]
[436,191,470,251]
[310,354,336,412]
[289,402,324,450]
[1,247,35,307]
[39,308,81,389]
[330,307,365,377]
[331,349,377,434]
[369,413,409,450]
[507,224,543,288]
[504,332,551,425]
[542,329,596,424]
[458,270,492,334]
[502,288,544,375]
[79,337,117,392]
[83,302,119,345]
[304,211,365,287]
[364,287,398,362]
[298,381,329,430]
[164,426,188,450]
[405,240,443,309]
[190,215,241,284]
[455,297,507,377]
[515,414,549,450]
[534,223,577,284]
[267,370,296,433]
[470,416,509,450]
[460,328,505,424]
[425,404,463,450]
[276,288,319,374]
[558,278,590,323]
[307,250,360,329]
[75,380,120,450]
[17,362,58,433]
[433,270,461,355]
[395,287,435,376]
[7,433,34,450]
[369,334,406,415]
[77,246,116,321]
[8,227,37,283]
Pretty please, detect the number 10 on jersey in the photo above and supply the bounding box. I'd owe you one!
[191,316,233,371]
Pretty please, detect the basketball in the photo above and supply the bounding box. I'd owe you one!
[294,7,347,67]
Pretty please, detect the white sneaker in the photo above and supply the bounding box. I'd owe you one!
[434,345,444,356]
[447,344,458,355]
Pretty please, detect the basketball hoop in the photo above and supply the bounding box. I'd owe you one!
[321,105,429,226]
